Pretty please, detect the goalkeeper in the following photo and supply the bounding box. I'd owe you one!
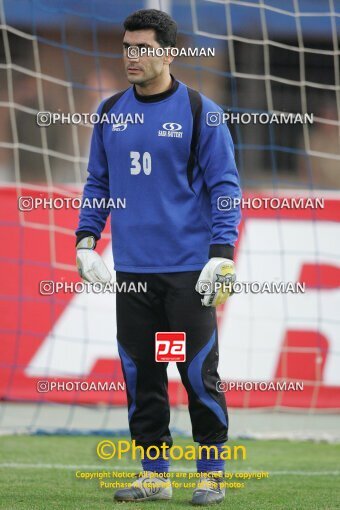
[76,8,241,506]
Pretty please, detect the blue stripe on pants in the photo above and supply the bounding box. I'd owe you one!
[117,340,137,422]
[187,330,227,427]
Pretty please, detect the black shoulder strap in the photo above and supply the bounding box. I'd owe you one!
[100,88,129,129]
[186,86,203,190]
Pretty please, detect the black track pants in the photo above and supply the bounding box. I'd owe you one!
[116,271,228,448]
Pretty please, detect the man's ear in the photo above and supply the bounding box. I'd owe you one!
[164,51,175,66]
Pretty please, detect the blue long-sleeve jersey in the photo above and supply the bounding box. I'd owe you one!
[76,77,241,273]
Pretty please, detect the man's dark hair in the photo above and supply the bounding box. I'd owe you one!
[123,9,177,47]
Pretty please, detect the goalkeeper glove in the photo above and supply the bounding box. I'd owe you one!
[76,236,112,284]
[195,257,236,307]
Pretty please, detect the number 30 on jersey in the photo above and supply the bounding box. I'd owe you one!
[130,151,152,175]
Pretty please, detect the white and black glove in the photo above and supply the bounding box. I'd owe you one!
[76,235,111,284]
[195,257,236,307]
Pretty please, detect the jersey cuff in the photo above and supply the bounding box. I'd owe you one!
[209,244,234,261]
[76,231,99,248]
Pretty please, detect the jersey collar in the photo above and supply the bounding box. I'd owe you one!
[133,75,179,103]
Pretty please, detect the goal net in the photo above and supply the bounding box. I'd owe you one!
[0,0,339,440]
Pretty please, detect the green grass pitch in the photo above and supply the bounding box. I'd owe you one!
[0,436,339,509]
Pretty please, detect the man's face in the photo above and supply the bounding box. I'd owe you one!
[123,29,170,85]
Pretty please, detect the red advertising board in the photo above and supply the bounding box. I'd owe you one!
[0,186,339,409]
